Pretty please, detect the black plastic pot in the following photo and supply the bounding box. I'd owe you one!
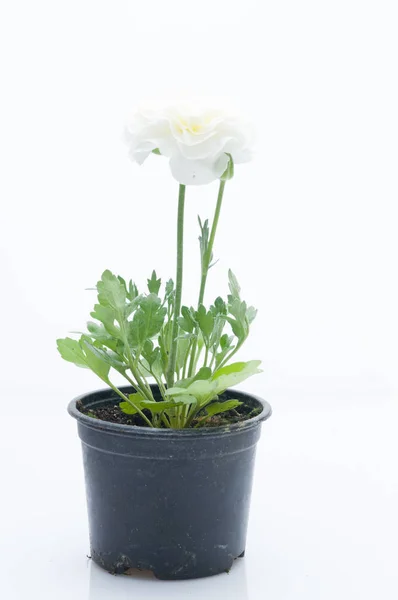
[68,385,272,580]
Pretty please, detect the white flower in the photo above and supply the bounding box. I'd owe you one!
[124,106,254,186]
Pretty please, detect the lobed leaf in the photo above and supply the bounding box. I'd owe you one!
[195,305,214,345]
[215,334,235,368]
[210,297,227,316]
[178,305,196,333]
[166,379,218,405]
[90,304,120,338]
[147,270,161,295]
[228,269,241,299]
[119,392,146,414]
[198,217,211,267]
[57,338,87,368]
[128,280,139,300]
[79,337,111,381]
[120,394,191,416]
[97,270,126,311]
[57,336,111,382]
[246,305,258,324]
[129,294,167,347]
[211,360,262,394]
[174,366,212,389]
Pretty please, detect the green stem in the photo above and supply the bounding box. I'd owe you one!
[119,323,155,403]
[203,346,209,367]
[184,401,200,428]
[120,371,140,392]
[137,359,159,396]
[166,184,186,388]
[198,179,226,305]
[188,179,226,376]
[161,413,172,428]
[128,361,154,402]
[152,372,167,401]
[182,339,193,380]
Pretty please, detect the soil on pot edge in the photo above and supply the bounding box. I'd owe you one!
[77,391,262,428]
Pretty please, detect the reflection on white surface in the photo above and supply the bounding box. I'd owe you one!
[88,557,248,600]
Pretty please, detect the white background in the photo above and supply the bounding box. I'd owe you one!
[1,1,397,598]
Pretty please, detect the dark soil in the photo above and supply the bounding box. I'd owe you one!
[77,392,262,429]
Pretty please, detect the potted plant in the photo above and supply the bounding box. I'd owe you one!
[59,104,272,580]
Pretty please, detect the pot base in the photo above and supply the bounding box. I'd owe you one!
[91,547,246,580]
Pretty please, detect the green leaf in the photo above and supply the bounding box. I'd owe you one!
[225,315,246,340]
[215,334,235,368]
[174,394,197,405]
[220,153,234,181]
[119,392,146,414]
[97,270,126,311]
[57,336,112,382]
[198,217,212,269]
[150,353,163,379]
[176,336,191,372]
[246,305,258,324]
[79,337,111,382]
[169,362,260,410]
[178,305,196,333]
[57,338,88,368]
[120,395,189,416]
[90,304,120,337]
[211,360,262,394]
[119,402,136,414]
[166,379,218,405]
[125,294,143,318]
[143,400,188,414]
[147,270,161,295]
[209,296,228,354]
[129,294,167,347]
[128,280,139,300]
[164,279,174,304]
[87,342,126,373]
[117,275,128,295]
[210,297,227,316]
[87,321,110,339]
[205,399,242,417]
[220,333,234,350]
[142,341,163,377]
[228,269,241,299]
[212,361,257,378]
[226,295,250,343]
[142,339,154,361]
[86,411,98,419]
[228,297,245,320]
[195,304,214,344]
[194,366,212,381]
[209,315,226,350]
[158,325,170,373]
[152,148,161,155]
[86,321,123,353]
[174,366,212,389]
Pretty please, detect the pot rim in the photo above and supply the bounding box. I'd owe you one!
[68,385,272,439]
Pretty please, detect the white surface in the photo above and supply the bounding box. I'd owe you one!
[1,0,398,598]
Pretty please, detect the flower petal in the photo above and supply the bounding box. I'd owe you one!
[125,106,254,181]
[169,154,229,186]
